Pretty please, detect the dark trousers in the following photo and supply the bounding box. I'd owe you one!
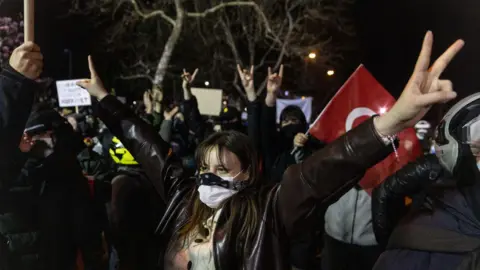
[321,234,383,270]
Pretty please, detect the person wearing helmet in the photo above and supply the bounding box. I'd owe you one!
[372,93,480,270]
[107,136,164,270]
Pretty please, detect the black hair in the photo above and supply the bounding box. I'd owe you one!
[279,105,307,129]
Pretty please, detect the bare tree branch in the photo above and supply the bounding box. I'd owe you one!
[76,0,358,96]
[118,74,155,83]
[186,1,272,34]
[256,0,295,95]
[129,0,176,26]
[153,0,184,86]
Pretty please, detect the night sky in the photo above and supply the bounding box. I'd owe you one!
[1,0,479,117]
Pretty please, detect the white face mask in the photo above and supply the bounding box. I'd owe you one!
[197,172,242,209]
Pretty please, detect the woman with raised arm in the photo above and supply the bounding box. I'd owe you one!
[78,32,463,270]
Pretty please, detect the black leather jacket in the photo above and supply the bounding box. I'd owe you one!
[371,154,445,247]
[97,95,394,270]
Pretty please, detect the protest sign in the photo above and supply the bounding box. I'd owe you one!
[56,80,92,107]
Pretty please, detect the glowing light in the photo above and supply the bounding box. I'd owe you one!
[308,52,316,59]
[285,91,289,96]
[379,107,387,114]
[204,81,210,86]
[301,96,305,100]
[327,70,335,76]
[223,101,227,105]
[244,107,247,111]
[223,108,229,113]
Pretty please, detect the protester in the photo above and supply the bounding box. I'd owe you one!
[21,106,105,270]
[0,42,43,270]
[237,65,327,269]
[373,92,480,270]
[75,31,463,269]
[106,136,164,270]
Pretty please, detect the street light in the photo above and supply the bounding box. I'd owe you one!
[327,69,335,76]
[204,81,210,86]
[308,52,316,59]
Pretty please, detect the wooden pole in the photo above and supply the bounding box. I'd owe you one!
[24,0,34,42]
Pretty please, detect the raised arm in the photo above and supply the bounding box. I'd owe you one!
[278,31,464,237]
[78,56,183,204]
[261,65,284,180]
[237,65,261,152]
[181,68,205,142]
[0,42,43,189]
[159,106,178,143]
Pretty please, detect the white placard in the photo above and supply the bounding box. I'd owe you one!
[191,88,223,116]
[56,79,92,107]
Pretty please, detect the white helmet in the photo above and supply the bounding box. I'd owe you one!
[434,93,480,174]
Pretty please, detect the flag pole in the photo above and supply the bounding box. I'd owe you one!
[24,0,34,42]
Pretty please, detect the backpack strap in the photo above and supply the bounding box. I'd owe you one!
[387,224,480,253]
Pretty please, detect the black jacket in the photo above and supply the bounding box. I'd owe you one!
[0,67,104,270]
[371,154,445,247]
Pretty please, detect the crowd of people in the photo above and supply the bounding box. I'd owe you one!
[1,30,480,270]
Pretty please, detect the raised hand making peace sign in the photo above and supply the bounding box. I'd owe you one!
[375,31,464,136]
[77,56,108,100]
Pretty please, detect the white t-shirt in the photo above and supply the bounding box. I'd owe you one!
[165,209,223,270]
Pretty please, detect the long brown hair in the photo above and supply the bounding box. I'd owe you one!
[178,130,262,255]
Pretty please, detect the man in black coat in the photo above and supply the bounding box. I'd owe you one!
[0,43,105,270]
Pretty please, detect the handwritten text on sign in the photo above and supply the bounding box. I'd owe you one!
[56,80,92,107]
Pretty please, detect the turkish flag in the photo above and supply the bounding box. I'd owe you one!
[309,65,422,194]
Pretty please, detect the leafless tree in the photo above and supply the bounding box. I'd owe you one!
[71,0,356,97]
[197,0,357,97]
[71,0,274,88]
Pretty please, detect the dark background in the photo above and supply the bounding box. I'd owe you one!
[1,0,478,122]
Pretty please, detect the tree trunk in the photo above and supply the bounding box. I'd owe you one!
[153,0,185,88]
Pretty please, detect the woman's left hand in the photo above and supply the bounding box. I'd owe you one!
[375,31,464,136]
[77,56,108,100]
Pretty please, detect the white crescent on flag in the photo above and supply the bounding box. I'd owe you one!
[345,107,376,132]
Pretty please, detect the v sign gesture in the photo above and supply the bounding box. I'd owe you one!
[77,56,108,101]
[375,31,464,136]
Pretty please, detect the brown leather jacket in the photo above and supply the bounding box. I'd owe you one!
[97,95,393,270]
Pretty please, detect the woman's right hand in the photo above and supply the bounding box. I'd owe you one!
[77,56,108,100]
[375,31,464,136]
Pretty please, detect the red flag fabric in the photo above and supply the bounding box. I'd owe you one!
[309,65,422,194]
